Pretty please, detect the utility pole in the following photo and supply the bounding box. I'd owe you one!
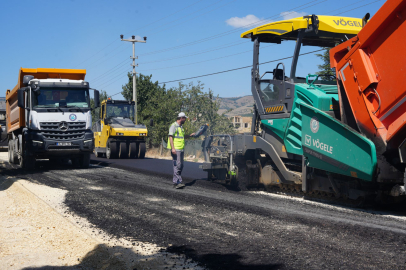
[120,34,146,125]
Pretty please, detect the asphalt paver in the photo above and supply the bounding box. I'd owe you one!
[3,158,406,269]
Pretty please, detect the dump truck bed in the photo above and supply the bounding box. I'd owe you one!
[6,68,86,133]
[330,0,406,147]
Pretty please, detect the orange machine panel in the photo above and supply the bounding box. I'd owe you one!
[330,0,406,145]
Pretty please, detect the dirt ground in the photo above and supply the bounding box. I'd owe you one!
[0,152,203,270]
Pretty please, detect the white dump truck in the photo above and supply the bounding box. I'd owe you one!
[6,68,100,169]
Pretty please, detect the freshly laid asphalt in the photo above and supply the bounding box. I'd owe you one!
[3,156,406,269]
[90,154,207,181]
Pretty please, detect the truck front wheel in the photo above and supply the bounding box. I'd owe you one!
[72,153,90,168]
[80,153,90,168]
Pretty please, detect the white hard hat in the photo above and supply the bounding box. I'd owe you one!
[178,112,188,118]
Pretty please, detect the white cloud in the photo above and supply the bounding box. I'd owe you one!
[280,11,307,20]
[226,14,263,29]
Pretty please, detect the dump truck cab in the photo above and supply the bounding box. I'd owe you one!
[94,99,148,159]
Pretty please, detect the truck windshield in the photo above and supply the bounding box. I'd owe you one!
[106,104,134,120]
[32,88,90,108]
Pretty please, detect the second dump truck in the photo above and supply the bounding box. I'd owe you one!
[6,68,100,169]
[93,99,149,159]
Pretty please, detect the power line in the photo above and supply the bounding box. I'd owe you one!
[88,0,327,83]
[156,49,323,84]
[76,40,120,68]
[138,41,246,65]
[148,0,237,36]
[334,0,383,15]
[76,0,206,69]
[138,44,273,72]
[90,40,246,83]
[123,0,206,36]
[94,69,131,89]
[137,0,328,57]
[88,58,129,81]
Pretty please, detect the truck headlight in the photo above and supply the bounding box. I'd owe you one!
[139,133,147,136]
[116,133,124,136]
[84,139,93,144]
[32,140,44,147]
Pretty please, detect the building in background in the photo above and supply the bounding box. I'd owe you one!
[230,116,252,133]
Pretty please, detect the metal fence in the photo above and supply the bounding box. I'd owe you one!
[161,138,204,157]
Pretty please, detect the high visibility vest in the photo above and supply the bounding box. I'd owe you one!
[167,123,185,150]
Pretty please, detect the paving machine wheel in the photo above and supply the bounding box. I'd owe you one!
[138,142,146,159]
[207,169,213,181]
[119,142,128,159]
[106,139,117,159]
[129,142,138,159]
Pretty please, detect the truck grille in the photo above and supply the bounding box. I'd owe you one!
[40,121,86,140]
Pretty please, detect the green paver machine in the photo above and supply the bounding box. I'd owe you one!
[200,4,406,202]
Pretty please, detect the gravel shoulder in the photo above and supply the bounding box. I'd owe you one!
[2,152,406,269]
[0,153,203,270]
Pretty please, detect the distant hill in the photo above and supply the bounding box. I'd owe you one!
[217,95,254,117]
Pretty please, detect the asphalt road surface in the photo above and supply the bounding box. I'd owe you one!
[90,154,206,181]
[3,156,406,270]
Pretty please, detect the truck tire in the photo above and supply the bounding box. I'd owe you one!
[119,142,128,159]
[129,142,138,158]
[18,136,35,170]
[106,140,117,159]
[8,140,13,163]
[80,153,91,168]
[8,139,18,164]
[138,142,146,159]
[20,154,35,170]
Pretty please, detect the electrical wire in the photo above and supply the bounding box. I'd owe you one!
[138,44,273,72]
[334,0,383,15]
[88,0,328,83]
[156,49,324,84]
[138,0,328,57]
[76,0,207,69]
[91,0,379,92]
[148,0,237,36]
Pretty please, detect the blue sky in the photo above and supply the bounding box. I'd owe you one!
[0,0,384,98]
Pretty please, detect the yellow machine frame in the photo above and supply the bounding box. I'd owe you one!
[94,99,148,159]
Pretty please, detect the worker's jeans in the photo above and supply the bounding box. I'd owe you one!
[171,151,184,184]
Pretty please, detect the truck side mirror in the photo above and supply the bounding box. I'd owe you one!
[94,90,100,108]
[17,89,25,108]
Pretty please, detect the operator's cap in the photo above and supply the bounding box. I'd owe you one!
[178,112,188,118]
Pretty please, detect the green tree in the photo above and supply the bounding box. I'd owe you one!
[121,73,235,147]
[180,81,235,137]
[90,90,109,126]
[315,47,336,81]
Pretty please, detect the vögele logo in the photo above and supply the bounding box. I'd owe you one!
[310,117,319,133]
